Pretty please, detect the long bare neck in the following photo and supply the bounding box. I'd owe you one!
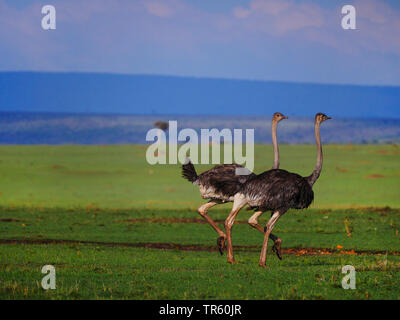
[307,121,322,186]
[271,120,279,169]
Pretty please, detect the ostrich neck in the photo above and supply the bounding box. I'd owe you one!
[307,121,322,186]
[271,120,279,169]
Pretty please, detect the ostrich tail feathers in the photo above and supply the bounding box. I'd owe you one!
[182,160,198,183]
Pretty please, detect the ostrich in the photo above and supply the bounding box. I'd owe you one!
[182,112,287,256]
[223,113,331,267]
[153,121,169,131]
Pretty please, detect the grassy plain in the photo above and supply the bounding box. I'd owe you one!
[0,144,399,299]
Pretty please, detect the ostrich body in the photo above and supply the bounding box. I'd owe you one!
[182,162,254,203]
[223,113,331,267]
[182,112,287,255]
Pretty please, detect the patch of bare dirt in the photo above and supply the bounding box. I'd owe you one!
[365,174,384,178]
[0,218,21,222]
[51,164,66,169]
[120,218,247,224]
[357,160,373,165]
[374,149,400,155]
[0,239,398,256]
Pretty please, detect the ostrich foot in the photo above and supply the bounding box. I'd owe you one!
[272,239,282,260]
[228,259,238,264]
[258,262,268,268]
[217,236,226,255]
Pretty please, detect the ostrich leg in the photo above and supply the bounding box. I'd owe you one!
[248,211,283,260]
[259,210,285,268]
[197,200,227,255]
[248,211,265,233]
[224,194,247,264]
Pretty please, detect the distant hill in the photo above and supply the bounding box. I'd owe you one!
[0,72,399,118]
[0,112,398,144]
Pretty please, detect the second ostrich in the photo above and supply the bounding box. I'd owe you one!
[182,112,287,256]
[223,113,331,266]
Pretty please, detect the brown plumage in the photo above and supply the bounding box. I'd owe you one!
[181,112,287,256]
[243,169,314,212]
[222,113,331,267]
[182,162,254,202]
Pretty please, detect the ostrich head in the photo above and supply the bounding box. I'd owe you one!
[273,112,288,122]
[315,113,331,123]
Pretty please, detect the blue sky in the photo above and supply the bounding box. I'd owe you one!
[1,0,400,85]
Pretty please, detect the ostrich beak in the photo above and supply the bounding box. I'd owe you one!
[283,116,288,119]
[326,116,332,120]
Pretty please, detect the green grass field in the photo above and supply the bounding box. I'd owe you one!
[0,144,399,299]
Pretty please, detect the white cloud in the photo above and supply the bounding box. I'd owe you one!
[0,0,399,84]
